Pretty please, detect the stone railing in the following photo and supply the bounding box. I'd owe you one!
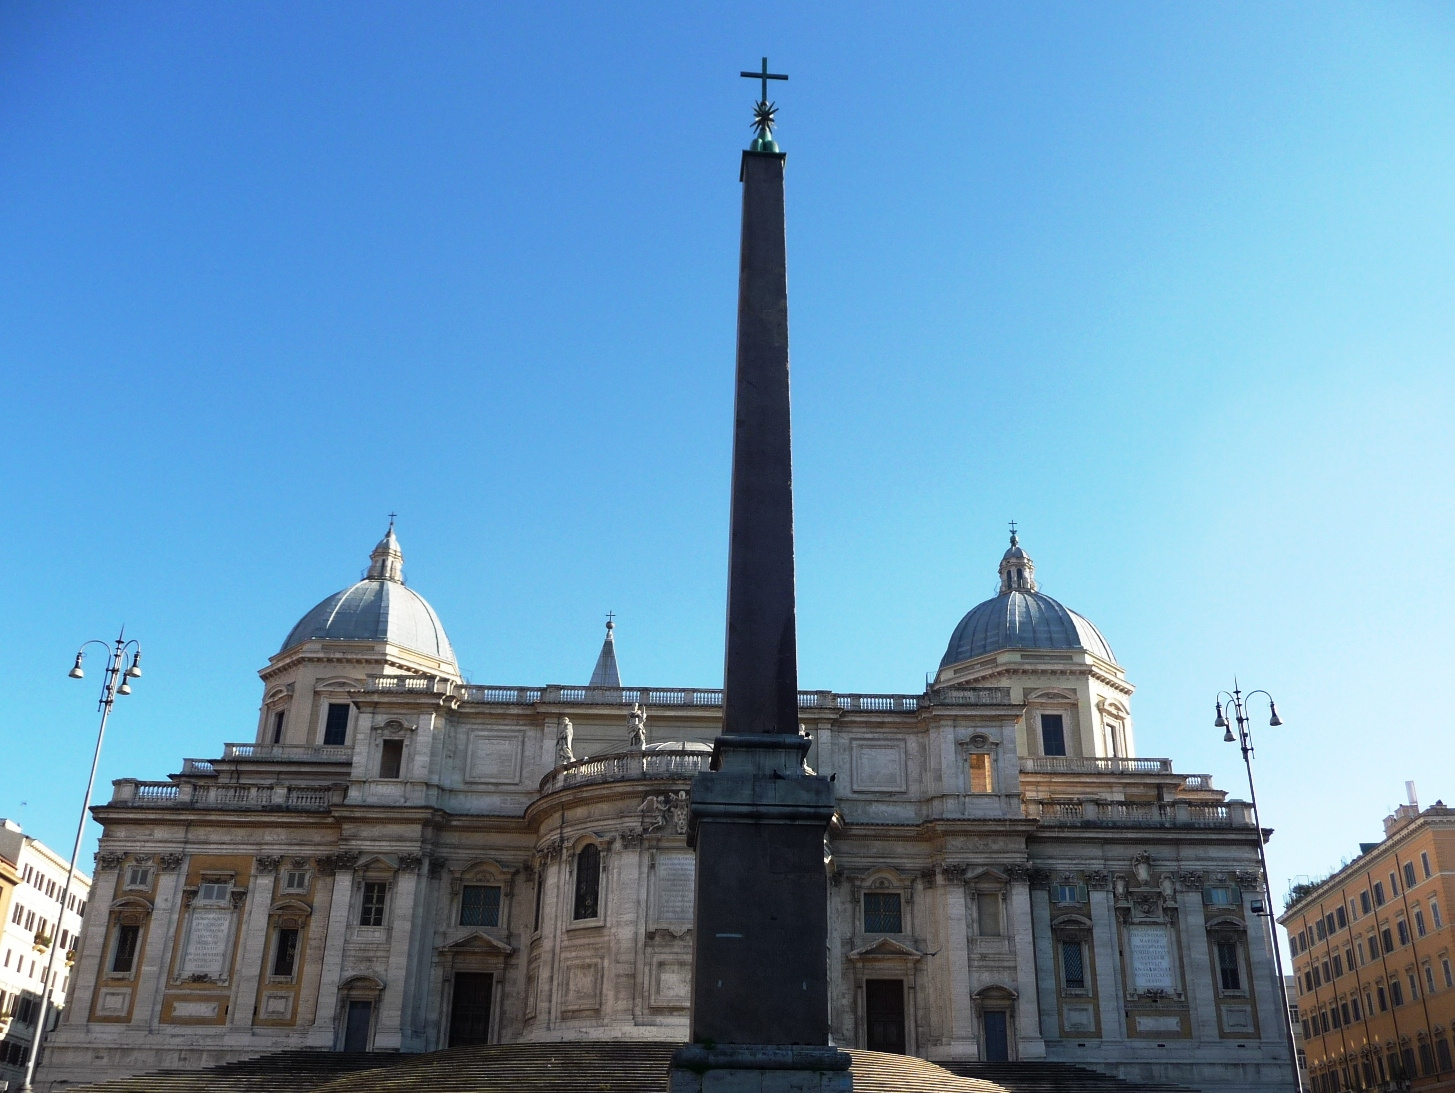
[1021,756,1174,775]
[1030,798,1253,828]
[449,683,1009,711]
[1181,774,1213,791]
[109,780,342,812]
[220,743,355,763]
[539,749,712,795]
[365,675,453,694]
[180,758,215,775]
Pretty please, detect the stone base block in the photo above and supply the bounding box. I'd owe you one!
[669,1044,853,1093]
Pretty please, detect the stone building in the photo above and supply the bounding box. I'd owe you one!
[0,819,91,1084]
[40,527,1292,1090]
[1281,788,1455,1091]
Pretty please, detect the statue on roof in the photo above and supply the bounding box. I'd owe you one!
[628,704,647,750]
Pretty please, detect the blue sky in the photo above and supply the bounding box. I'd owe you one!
[3,2,1454,925]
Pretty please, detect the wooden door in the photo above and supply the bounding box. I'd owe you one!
[865,979,906,1054]
[449,972,494,1047]
[983,1010,1009,1061]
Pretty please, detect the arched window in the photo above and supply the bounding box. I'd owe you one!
[573,845,601,920]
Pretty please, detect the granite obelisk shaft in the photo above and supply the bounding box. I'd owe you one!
[722,150,799,739]
[676,150,842,1067]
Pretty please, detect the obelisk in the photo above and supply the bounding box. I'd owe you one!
[669,61,851,1093]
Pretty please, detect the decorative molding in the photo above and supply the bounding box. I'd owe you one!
[1178,871,1205,892]
[1085,869,1110,890]
[397,853,422,874]
[96,851,124,871]
[255,855,281,874]
[941,864,968,883]
[316,851,359,876]
[1005,864,1030,884]
[1235,869,1261,889]
[158,853,185,873]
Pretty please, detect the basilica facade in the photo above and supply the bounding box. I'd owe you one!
[39,528,1292,1090]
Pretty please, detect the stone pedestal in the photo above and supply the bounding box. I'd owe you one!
[669,1045,852,1093]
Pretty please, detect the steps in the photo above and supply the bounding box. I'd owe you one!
[945,1060,1199,1093]
[66,1042,1201,1093]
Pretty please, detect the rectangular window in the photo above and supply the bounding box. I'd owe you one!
[864,892,903,933]
[1315,919,1327,940]
[1345,946,1354,971]
[323,702,351,746]
[1423,851,1433,879]
[1426,964,1436,993]
[1438,1038,1453,1073]
[1325,913,1337,936]
[110,924,140,974]
[1298,929,1308,951]
[1398,920,1410,946]
[1445,957,1453,988]
[1391,978,1404,1006]
[1332,954,1343,978]
[460,885,502,928]
[533,872,544,932]
[271,709,285,744]
[1383,927,1395,953]
[1304,971,1313,992]
[968,753,993,793]
[283,869,310,892]
[1055,883,1087,904]
[359,882,388,927]
[124,865,151,889]
[1377,984,1388,1011]
[1330,1003,1341,1028]
[1374,882,1386,907]
[1313,964,1321,987]
[1205,886,1239,906]
[1322,960,1331,983]
[1060,940,1085,990]
[1351,995,1361,1020]
[1318,1009,1328,1034]
[198,880,230,903]
[9,904,21,925]
[1340,1001,1351,1025]
[1417,910,1427,937]
[1335,906,1347,929]
[1390,872,1400,897]
[1434,900,1444,929]
[1351,898,1360,922]
[1216,940,1242,991]
[1361,891,1372,915]
[1409,971,1419,999]
[573,845,601,920]
[1405,862,1418,889]
[378,738,403,779]
[24,911,34,931]
[977,892,1002,937]
[1040,713,1066,757]
[272,927,299,977]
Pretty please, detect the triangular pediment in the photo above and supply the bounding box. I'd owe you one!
[848,937,924,961]
[443,930,514,955]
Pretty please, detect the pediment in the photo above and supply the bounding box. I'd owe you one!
[443,930,514,955]
[848,937,924,962]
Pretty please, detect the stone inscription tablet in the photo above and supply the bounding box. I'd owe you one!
[182,909,233,976]
[466,731,524,785]
[1128,924,1175,991]
[654,855,695,922]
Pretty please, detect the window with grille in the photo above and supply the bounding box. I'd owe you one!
[359,882,388,926]
[460,885,502,928]
[1215,940,1241,991]
[110,924,140,974]
[573,845,601,920]
[864,892,902,933]
[272,927,299,977]
[1060,940,1085,990]
[323,702,350,746]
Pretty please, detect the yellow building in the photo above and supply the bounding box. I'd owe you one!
[1281,792,1455,1091]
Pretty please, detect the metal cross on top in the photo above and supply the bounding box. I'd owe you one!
[740,56,788,103]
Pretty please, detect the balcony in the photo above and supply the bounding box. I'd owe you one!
[220,743,354,763]
[538,748,712,796]
[109,780,343,811]
[1029,798,1254,828]
[440,681,1010,711]
[1021,756,1174,775]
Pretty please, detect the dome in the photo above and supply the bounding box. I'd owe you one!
[280,526,457,664]
[939,532,1116,668]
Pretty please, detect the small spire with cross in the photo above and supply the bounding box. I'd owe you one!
[740,56,788,153]
[1008,518,1018,544]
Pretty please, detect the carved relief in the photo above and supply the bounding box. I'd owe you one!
[1085,870,1110,890]
[1178,871,1205,891]
[397,853,422,874]
[96,851,124,870]
[255,855,281,874]
[1131,852,1152,887]
[1235,869,1261,889]
[158,853,185,873]
[1005,864,1030,884]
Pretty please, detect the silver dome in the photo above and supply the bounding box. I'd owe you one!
[279,527,456,663]
[939,532,1116,668]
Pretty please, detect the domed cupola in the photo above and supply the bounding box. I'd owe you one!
[939,531,1116,670]
[279,523,457,665]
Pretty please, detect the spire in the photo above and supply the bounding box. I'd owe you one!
[366,522,405,583]
[998,526,1037,594]
[588,616,621,688]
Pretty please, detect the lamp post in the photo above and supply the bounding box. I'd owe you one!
[1216,682,1301,1092]
[21,631,141,1093]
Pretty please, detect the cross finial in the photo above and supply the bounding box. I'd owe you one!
[1008,519,1018,541]
[740,57,788,148]
[741,56,788,104]
[605,610,616,630]
[387,512,397,530]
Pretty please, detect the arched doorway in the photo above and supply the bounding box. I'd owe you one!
[973,985,1018,1062]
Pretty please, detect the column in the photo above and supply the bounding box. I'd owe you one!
[137,864,188,1028]
[372,866,420,1050]
[309,862,356,1046]
[227,862,278,1029]
[943,876,978,1058]
[1089,887,1125,1041]
[1010,878,1045,1057]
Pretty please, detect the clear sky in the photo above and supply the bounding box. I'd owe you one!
[3,2,1453,933]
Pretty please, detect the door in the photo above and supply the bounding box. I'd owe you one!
[865,979,906,1054]
[342,999,373,1052]
[983,1010,1009,1062]
[449,972,494,1047]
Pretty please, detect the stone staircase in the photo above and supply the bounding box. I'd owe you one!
[64,1042,1201,1093]
[945,1061,1199,1093]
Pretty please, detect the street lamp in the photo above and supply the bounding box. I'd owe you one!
[21,631,141,1093]
[1216,681,1300,1093]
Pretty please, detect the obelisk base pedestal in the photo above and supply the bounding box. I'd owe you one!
[669,1045,853,1093]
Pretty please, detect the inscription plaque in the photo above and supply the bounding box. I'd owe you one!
[181,909,233,976]
[1128,924,1175,991]
[654,856,696,922]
